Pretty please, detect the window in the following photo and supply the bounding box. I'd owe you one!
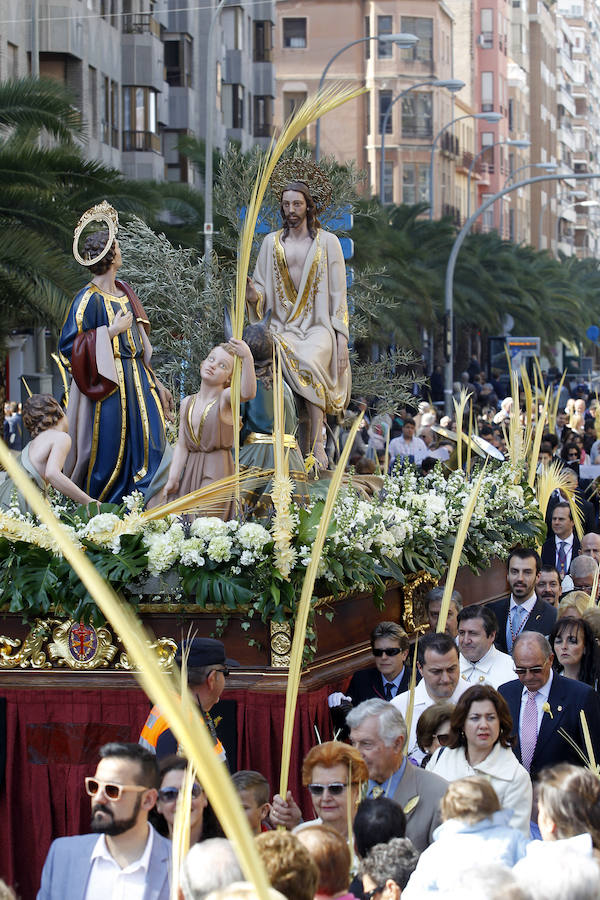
[379,90,393,134]
[284,91,307,121]
[231,84,244,129]
[111,81,119,148]
[122,86,159,151]
[254,95,273,138]
[401,91,433,138]
[508,97,514,131]
[365,91,371,135]
[377,16,393,58]
[8,43,18,80]
[480,9,493,48]
[164,37,193,87]
[481,131,495,172]
[402,164,429,205]
[283,18,306,49]
[365,16,371,59]
[383,161,394,204]
[254,21,273,62]
[102,75,110,143]
[481,71,494,111]
[88,66,97,139]
[401,17,433,62]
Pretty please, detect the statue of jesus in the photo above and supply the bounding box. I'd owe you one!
[245,161,351,469]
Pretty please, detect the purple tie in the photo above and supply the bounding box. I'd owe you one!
[521,691,538,771]
[557,541,567,576]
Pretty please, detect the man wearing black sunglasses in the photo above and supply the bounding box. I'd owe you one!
[139,637,238,762]
[37,742,170,900]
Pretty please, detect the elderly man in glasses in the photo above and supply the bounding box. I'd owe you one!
[37,742,170,900]
[498,632,600,779]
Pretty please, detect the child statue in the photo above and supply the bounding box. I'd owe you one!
[163,339,256,519]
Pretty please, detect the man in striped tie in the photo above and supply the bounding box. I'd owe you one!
[498,633,600,780]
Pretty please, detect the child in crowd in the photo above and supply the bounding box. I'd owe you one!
[232,770,271,835]
[402,777,529,897]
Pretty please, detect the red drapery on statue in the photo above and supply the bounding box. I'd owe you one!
[0,685,335,900]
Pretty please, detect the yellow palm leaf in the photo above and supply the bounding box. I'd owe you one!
[0,439,272,900]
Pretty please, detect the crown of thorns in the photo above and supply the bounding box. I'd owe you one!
[72,200,119,267]
[271,159,332,213]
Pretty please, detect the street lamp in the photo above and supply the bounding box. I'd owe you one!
[538,189,587,251]
[443,171,600,416]
[467,138,530,220]
[204,0,228,274]
[429,111,502,220]
[315,32,419,161]
[379,79,464,204]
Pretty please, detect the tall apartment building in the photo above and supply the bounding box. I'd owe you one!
[558,0,600,258]
[0,0,276,184]
[508,0,531,244]
[527,0,558,251]
[273,0,476,223]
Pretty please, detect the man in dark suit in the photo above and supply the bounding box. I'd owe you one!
[540,502,581,574]
[545,469,597,536]
[329,622,414,736]
[488,547,557,654]
[498,632,600,780]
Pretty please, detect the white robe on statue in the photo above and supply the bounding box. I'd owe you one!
[249,228,351,416]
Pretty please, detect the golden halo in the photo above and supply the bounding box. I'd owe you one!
[72,200,120,267]
[270,158,333,213]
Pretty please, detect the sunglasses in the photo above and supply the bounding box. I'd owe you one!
[514,666,545,675]
[434,731,451,746]
[211,667,230,677]
[372,647,402,657]
[364,887,385,900]
[85,778,148,801]
[308,782,349,796]
[158,783,204,804]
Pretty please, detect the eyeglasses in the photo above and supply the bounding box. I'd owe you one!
[513,666,545,675]
[158,783,204,804]
[372,647,402,657]
[434,731,451,746]
[308,782,349,796]
[85,778,148,801]
[211,667,230,677]
[364,887,385,900]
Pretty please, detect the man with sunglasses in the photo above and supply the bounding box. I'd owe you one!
[498,632,600,779]
[139,637,237,762]
[37,742,170,900]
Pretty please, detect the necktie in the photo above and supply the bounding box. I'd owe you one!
[557,541,567,576]
[521,690,538,771]
[508,605,525,652]
[384,682,394,701]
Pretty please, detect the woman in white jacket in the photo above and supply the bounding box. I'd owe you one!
[426,684,532,837]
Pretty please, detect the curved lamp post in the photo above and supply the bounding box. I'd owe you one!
[429,111,502,220]
[443,171,600,415]
[315,32,418,161]
[379,79,464,204]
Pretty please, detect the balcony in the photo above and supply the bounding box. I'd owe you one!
[440,131,459,156]
[123,14,161,37]
[122,130,161,153]
[557,85,576,117]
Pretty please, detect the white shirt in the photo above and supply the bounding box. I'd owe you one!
[459,644,515,690]
[85,825,153,900]
[391,677,470,764]
[518,670,554,735]
[388,435,429,466]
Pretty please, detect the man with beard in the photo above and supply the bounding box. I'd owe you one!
[245,160,350,468]
[37,742,170,900]
[535,565,562,608]
[488,547,557,654]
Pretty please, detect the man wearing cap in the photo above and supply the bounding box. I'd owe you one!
[139,637,237,762]
[245,161,350,469]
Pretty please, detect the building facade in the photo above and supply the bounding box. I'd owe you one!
[0,0,276,184]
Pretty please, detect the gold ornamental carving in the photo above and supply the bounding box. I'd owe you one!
[270,622,292,668]
[402,571,438,633]
[0,618,176,672]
